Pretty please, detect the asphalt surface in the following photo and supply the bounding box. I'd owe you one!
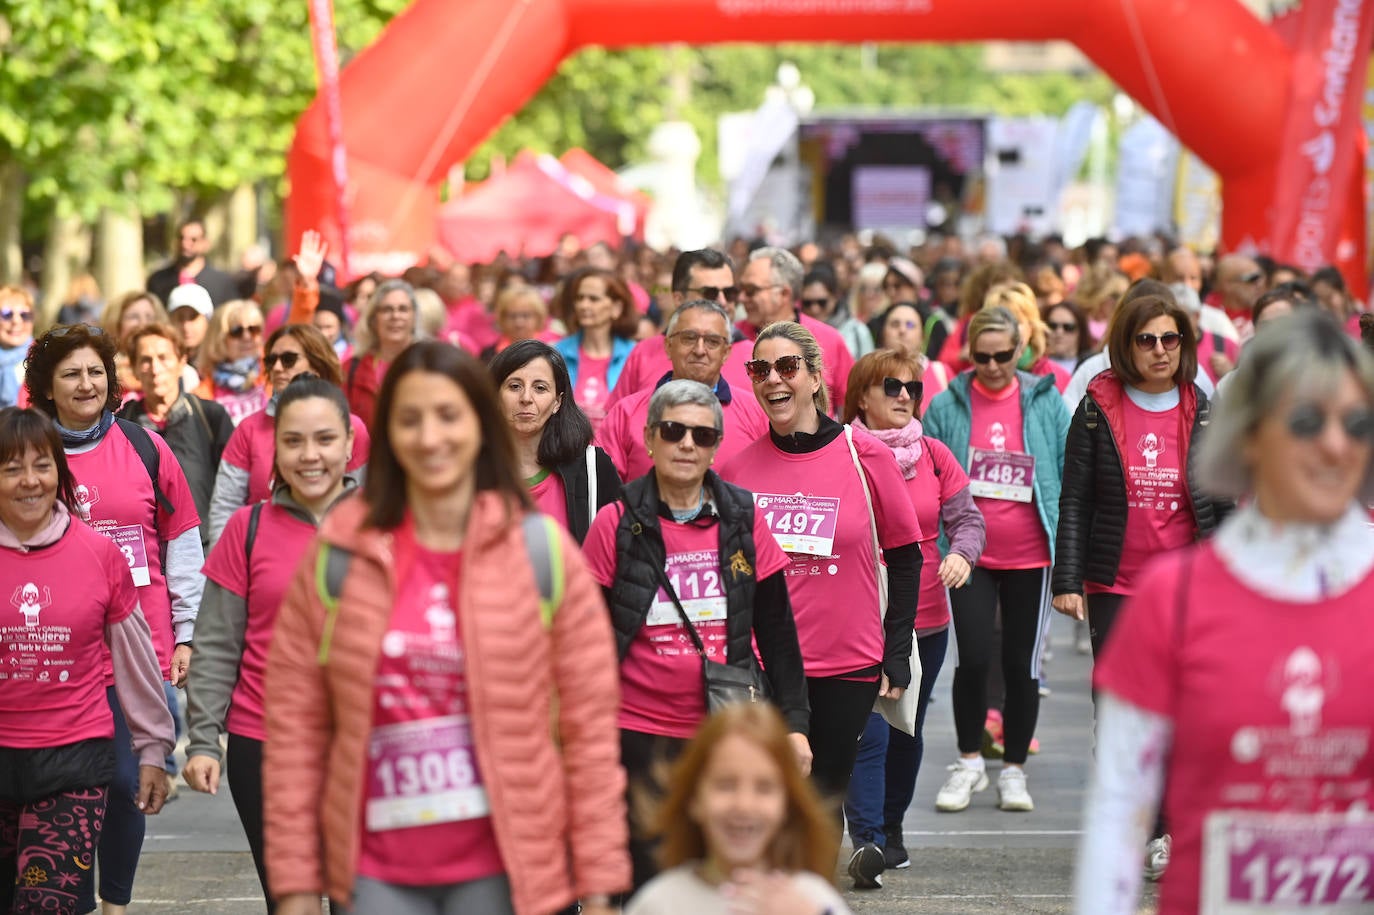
[135,615,1159,913]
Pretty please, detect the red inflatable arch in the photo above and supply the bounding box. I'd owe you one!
[286,0,1367,284]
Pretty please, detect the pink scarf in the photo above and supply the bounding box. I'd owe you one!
[853,416,924,480]
[0,502,71,550]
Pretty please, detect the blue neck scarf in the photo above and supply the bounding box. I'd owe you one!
[55,409,115,449]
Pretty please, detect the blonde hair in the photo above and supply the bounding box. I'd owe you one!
[198,299,264,375]
[103,290,167,342]
[413,287,446,339]
[755,321,829,416]
[986,282,1046,362]
[968,305,1022,352]
[494,286,547,325]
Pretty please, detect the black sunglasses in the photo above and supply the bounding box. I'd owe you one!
[1046,321,1077,333]
[1134,332,1183,351]
[800,297,830,310]
[265,351,302,370]
[653,421,722,448]
[1286,403,1374,442]
[745,354,804,382]
[882,377,922,399]
[971,348,1016,365]
[229,324,263,340]
[687,285,740,305]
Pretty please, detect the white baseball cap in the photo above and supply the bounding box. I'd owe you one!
[168,283,213,319]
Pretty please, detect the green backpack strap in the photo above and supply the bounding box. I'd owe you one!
[314,543,353,665]
[521,513,565,628]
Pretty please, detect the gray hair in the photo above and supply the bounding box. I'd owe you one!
[968,305,1022,351]
[647,379,724,432]
[1168,282,1202,316]
[665,299,733,336]
[1198,311,1374,501]
[356,278,423,354]
[748,246,804,298]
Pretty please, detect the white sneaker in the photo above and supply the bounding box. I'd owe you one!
[997,767,1034,811]
[1144,835,1171,881]
[935,762,989,812]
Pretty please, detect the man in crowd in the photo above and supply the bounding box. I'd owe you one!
[1163,245,1237,344]
[147,219,239,307]
[1211,253,1265,342]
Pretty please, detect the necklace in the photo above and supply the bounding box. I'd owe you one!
[670,486,706,523]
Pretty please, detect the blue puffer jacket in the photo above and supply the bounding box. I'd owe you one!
[922,370,1069,563]
[553,333,635,392]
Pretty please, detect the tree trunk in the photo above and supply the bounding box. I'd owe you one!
[95,206,144,304]
[39,210,88,327]
[0,160,24,286]
[225,182,259,269]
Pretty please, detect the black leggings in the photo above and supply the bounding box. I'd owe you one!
[949,566,1050,766]
[618,729,689,897]
[227,734,275,914]
[807,675,882,816]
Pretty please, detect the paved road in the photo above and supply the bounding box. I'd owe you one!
[137,615,1159,913]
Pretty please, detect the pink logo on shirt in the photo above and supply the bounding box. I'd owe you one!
[11,581,52,628]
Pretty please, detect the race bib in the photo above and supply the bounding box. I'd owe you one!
[754,493,839,555]
[647,551,728,626]
[101,524,151,587]
[1201,810,1374,913]
[365,716,490,831]
[967,449,1034,503]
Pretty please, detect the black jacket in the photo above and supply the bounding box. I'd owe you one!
[605,470,810,734]
[1053,374,1224,596]
[552,446,622,545]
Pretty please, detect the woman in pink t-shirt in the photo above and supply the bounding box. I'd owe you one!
[1080,311,1374,915]
[184,376,358,910]
[207,323,370,545]
[719,322,923,828]
[0,407,175,915]
[552,269,638,435]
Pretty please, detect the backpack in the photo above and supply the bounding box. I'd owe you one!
[113,417,175,516]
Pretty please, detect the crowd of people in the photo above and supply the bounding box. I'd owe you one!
[1,222,1372,915]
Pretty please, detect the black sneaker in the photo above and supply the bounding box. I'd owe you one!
[882,841,910,870]
[847,842,885,889]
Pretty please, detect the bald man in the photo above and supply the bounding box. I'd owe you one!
[1166,247,1237,345]
[1213,253,1265,342]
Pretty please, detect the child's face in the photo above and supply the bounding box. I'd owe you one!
[689,734,787,873]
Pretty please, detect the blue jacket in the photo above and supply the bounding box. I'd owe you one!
[922,370,1069,563]
[554,333,635,393]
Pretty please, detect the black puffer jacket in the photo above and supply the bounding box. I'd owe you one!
[1053,372,1224,596]
[552,445,622,545]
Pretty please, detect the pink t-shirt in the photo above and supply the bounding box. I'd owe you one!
[596,382,769,482]
[968,380,1050,570]
[359,525,504,885]
[1088,398,1194,596]
[202,502,318,740]
[720,428,922,679]
[1095,546,1374,915]
[67,423,202,676]
[576,352,612,434]
[221,409,372,505]
[527,471,569,530]
[582,502,789,737]
[903,439,971,633]
[0,520,138,747]
[605,337,754,412]
[212,385,268,426]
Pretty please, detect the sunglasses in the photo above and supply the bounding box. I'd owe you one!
[1134,332,1183,351]
[745,354,805,382]
[1286,404,1374,442]
[265,351,302,370]
[971,348,1016,365]
[44,324,105,344]
[688,285,740,304]
[669,331,729,351]
[738,283,781,299]
[800,297,830,310]
[0,308,32,322]
[882,377,921,399]
[653,421,722,448]
[228,324,263,340]
[1047,321,1078,333]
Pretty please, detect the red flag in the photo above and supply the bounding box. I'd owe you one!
[1267,0,1374,292]
[307,0,352,279]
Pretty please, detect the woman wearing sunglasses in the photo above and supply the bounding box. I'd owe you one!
[0,284,35,408]
[922,305,1068,815]
[194,299,268,425]
[720,323,923,831]
[1078,311,1374,915]
[1043,300,1093,377]
[840,349,986,883]
[581,378,809,894]
[205,324,371,545]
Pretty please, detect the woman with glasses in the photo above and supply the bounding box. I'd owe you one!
[720,323,923,831]
[840,349,986,885]
[581,378,810,895]
[0,285,35,408]
[195,299,268,425]
[553,268,639,435]
[801,266,874,360]
[1077,311,1374,915]
[1043,300,1093,376]
[343,279,424,430]
[990,283,1072,393]
[205,324,371,545]
[922,306,1068,815]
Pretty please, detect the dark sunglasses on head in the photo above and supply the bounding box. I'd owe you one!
[265,351,302,370]
[971,348,1016,365]
[1134,332,1183,351]
[43,324,105,345]
[1047,321,1077,333]
[1286,403,1374,442]
[653,421,722,448]
[688,285,740,304]
[745,354,805,382]
[229,324,263,340]
[800,297,830,310]
[1,308,32,322]
[882,377,922,399]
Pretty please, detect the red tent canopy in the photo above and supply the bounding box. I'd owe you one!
[438,152,630,263]
[559,148,651,236]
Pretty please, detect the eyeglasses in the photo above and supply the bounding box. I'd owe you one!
[265,351,302,370]
[228,324,263,340]
[1047,321,1078,333]
[0,308,32,322]
[1238,271,1264,285]
[886,319,919,331]
[686,285,740,305]
[882,377,921,399]
[800,297,830,310]
[375,304,413,316]
[738,283,782,299]
[652,421,722,448]
[1286,404,1374,442]
[971,349,1016,365]
[1133,332,1183,351]
[669,331,729,351]
[745,354,805,382]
